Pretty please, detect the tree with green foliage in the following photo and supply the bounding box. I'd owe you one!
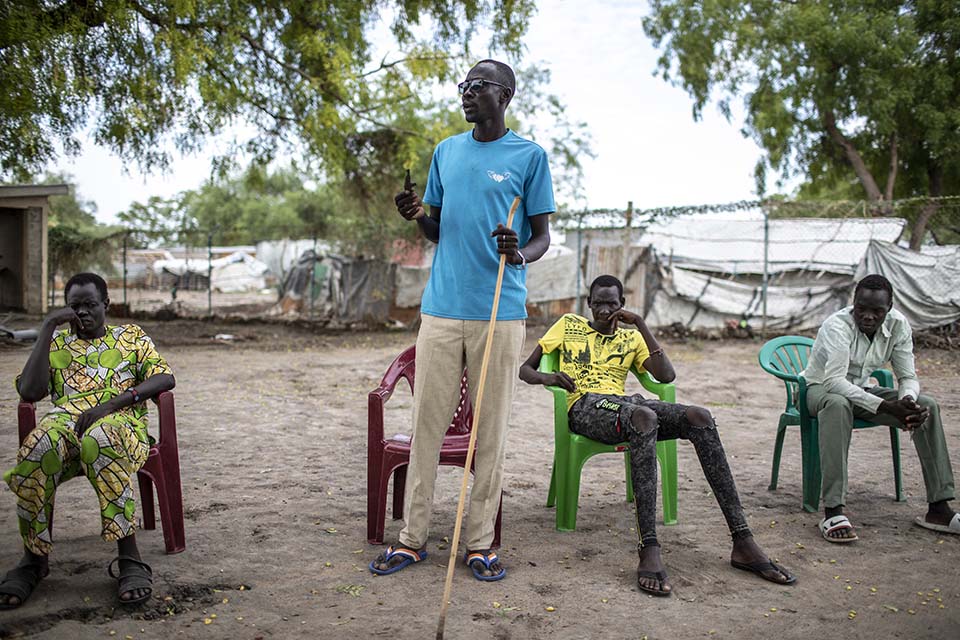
[644,0,960,248]
[41,175,123,284]
[0,0,534,179]
[117,62,592,258]
[118,164,335,247]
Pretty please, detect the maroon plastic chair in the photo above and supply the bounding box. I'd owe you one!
[17,390,186,554]
[367,345,502,548]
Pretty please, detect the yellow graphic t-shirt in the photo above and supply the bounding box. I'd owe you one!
[538,313,650,410]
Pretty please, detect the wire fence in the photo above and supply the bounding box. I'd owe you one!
[46,198,960,334]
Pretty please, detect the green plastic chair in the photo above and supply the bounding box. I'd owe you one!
[758,335,904,513]
[539,350,678,531]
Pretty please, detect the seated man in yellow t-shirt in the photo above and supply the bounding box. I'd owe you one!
[519,274,794,596]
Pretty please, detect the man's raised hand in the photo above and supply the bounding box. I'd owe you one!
[395,169,425,220]
[610,308,644,330]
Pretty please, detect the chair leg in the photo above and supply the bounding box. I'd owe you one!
[889,427,905,502]
[623,451,634,504]
[492,493,503,549]
[368,467,393,545]
[558,453,585,532]
[769,418,788,491]
[137,472,156,531]
[657,440,678,526]
[800,418,821,513]
[392,467,407,520]
[147,465,184,554]
[546,461,557,508]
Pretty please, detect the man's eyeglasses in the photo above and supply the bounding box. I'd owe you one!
[457,78,508,95]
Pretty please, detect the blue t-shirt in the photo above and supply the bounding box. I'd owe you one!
[421,129,555,320]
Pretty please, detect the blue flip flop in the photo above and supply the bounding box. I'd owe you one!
[464,550,506,582]
[369,545,427,575]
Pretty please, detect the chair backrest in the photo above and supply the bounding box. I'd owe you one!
[379,345,473,436]
[758,336,814,411]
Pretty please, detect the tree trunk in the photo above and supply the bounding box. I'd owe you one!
[910,164,943,251]
[822,110,883,203]
[883,132,898,206]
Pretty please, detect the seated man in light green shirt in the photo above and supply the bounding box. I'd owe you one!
[804,274,957,542]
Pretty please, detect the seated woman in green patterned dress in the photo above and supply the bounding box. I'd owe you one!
[0,273,175,609]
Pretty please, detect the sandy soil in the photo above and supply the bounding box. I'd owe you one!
[0,320,958,640]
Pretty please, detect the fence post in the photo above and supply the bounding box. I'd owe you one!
[207,231,213,317]
[576,210,584,316]
[122,232,128,307]
[311,233,317,318]
[761,207,769,336]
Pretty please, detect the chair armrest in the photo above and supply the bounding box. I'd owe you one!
[368,388,389,446]
[155,390,177,449]
[636,371,676,403]
[871,369,894,388]
[758,363,802,385]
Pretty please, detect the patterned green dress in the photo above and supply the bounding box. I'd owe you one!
[4,324,172,555]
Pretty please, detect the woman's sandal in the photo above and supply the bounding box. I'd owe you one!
[0,564,47,610]
[107,555,153,605]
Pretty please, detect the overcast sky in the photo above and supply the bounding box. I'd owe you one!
[52,0,790,223]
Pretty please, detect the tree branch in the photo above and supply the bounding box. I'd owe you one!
[822,109,883,202]
[910,163,943,250]
[360,54,459,78]
[236,33,425,138]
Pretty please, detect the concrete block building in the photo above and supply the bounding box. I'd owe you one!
[0,184,68,314]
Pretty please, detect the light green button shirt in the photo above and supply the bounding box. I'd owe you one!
[803,306,920,413]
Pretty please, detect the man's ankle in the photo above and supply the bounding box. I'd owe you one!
[928,500,953,516]
[825,506,844,519]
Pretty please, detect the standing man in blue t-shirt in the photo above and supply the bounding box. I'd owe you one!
[370,59,555,581]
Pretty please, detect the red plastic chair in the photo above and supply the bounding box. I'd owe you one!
[17,390,186,554]
[367,345,502,548]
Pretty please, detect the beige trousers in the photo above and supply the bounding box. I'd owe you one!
[398,314,525,551]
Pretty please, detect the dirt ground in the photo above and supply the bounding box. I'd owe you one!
[0,319,958,640]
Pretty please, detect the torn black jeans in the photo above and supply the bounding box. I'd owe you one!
[569,393,752,549]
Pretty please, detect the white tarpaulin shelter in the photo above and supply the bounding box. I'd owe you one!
[152,251,269,293]
[393,243,577,308]
[857,240,960,330]
[642,216,906,274]
[643,217,909,330]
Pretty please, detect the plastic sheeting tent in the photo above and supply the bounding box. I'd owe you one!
[152,251,269,293]
[857,240,960,330]
[643,217,909,330]
[272,250,395,323]
[393,243,578,308]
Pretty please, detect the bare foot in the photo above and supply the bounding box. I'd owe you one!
[731,535,795,584]
[636,545,671,595]
[924,501,958,528]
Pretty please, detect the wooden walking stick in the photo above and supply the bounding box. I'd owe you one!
[436,195,522,640]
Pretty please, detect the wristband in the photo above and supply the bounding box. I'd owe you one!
[649,348,664,358]
[127,387,141,403]
[509,250,527,270]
